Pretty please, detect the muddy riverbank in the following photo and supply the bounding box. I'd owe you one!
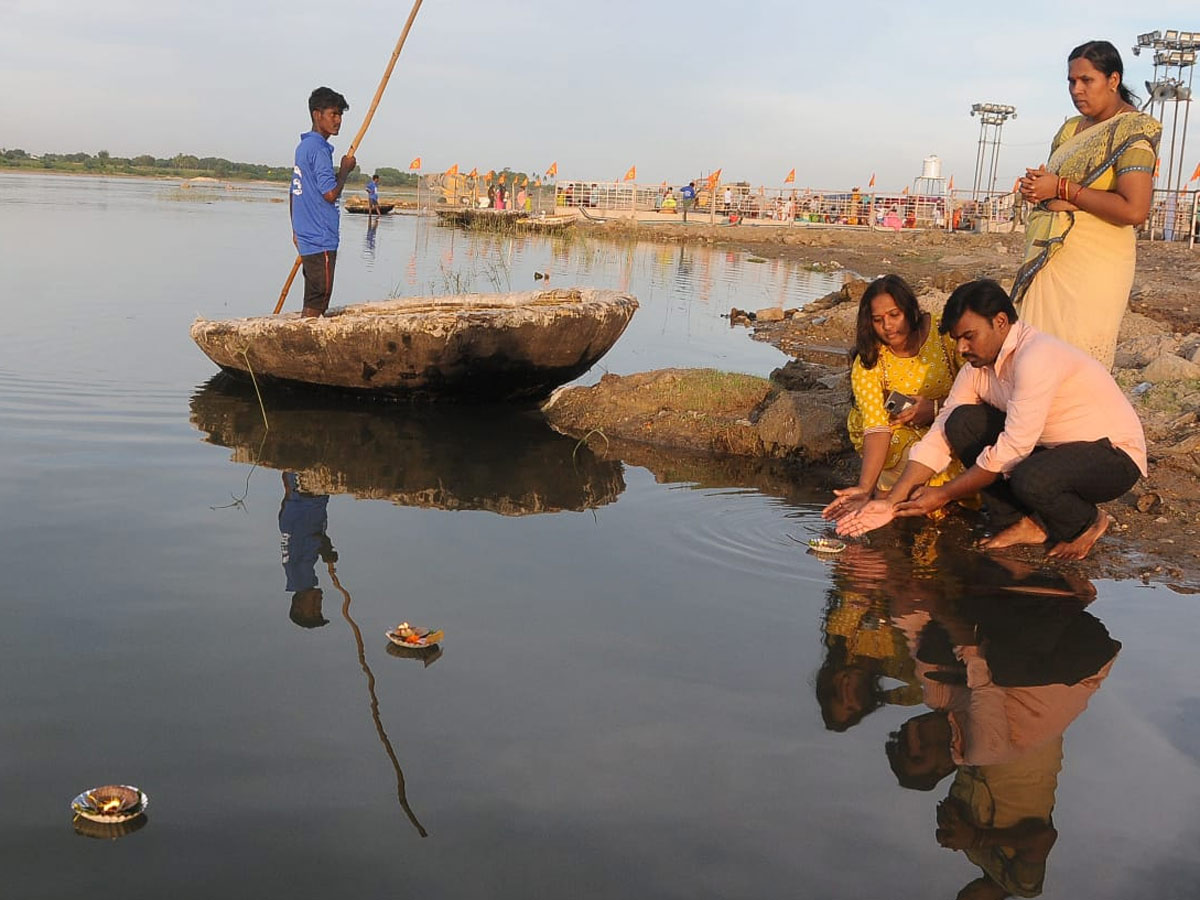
[566,222,1200,591]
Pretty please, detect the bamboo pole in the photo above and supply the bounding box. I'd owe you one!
[274,0,426,314]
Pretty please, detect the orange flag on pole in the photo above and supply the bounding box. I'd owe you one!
[783,168,795,184]
[409,157,421,170]
[706,169,722,191]
[868,172,875,188]
[445,163,458,176]
[1190,160,1200,182]
[1011,178,1020,194]
[901,186,909,195]
[623,165,636,182]
[546,161,558,177]
[947,175,954,191]
[499,173,506,184]
[467,167,478,178]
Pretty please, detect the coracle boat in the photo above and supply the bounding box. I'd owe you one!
[344,196,397,214]
[189,288,638,401]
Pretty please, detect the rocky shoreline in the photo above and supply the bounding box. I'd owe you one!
[551,223,1200,591]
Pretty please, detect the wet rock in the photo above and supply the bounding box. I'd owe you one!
[1141,354,1200,383]
[931,268,970,291]
[770,359,825,391]
[844,278,870,304]
[755,389,852,461]
[1114,334,1182,368]
[1137,492,1162,513]
[542,368,851,462]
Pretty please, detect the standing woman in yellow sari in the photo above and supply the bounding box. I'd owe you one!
[1015,40,1160,369]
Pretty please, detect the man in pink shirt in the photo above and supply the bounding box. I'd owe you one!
[834,279,1146,559]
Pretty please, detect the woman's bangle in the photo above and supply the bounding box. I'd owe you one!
[1070,182,1083,204]
[1057,176,1068,201]
[932,399,940,416]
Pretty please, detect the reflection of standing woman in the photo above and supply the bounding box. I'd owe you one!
[1015,40,1160,369]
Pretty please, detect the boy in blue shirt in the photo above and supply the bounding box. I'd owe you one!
[290,86,357,317]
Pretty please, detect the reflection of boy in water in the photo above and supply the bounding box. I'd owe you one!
[279,472,337,628]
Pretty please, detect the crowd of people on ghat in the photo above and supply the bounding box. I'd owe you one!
[823,39,1158,562]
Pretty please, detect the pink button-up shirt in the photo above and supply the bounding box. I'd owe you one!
[909,321,1147,477]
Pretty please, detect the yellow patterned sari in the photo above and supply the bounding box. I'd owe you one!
[1012,111,1160,368]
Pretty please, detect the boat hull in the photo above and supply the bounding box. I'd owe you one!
[189,288,638,401]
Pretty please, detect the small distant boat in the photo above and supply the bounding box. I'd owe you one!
[344,196,396,215]
[515,214,575,233]
[190,288,638,401]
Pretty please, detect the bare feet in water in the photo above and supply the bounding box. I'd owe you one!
[979,516,1047,550]
[1048,513,1111,560]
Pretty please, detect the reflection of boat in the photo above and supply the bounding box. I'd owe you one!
[189,376,625,515]
[189,288,637,401]
[344,196,396,215]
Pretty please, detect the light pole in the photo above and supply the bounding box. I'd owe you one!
[1133,30,1197,193]
[969,103,1017,201]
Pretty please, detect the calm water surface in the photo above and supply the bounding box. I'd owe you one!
[1,174,1198,899]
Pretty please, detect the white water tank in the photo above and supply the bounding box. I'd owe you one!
[922,155,942,179]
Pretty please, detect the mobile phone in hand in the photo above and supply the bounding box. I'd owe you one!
[884,390,915,415]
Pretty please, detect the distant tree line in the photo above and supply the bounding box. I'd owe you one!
[0,148,421,187]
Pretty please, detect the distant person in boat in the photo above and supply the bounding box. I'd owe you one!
[290,86,357,318]
[366,173,381,216]
[831,279,1147,560]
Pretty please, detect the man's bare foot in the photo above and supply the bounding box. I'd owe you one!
[979,516,1047,550]
[1048,513,1111,560]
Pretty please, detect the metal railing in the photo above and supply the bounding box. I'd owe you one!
[547,178,1198,245]
[1143,189,1199,245]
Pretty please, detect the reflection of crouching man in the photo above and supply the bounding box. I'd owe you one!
[835,280,1146,560]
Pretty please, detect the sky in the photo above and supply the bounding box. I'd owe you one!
[2,0,1197,191]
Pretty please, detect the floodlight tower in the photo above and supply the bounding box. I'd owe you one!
[969,103,1017,200]
[1133,29,1198,193]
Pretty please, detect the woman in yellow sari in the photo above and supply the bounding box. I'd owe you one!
[1015,40,1160,369]
[822,275,962,521]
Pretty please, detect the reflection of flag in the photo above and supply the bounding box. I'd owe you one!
[868,172,875,188]
[1190,161,1200,182]
[445,164,458,176]
[623,165,636,181]
[467,167,478,178]
[706,168,722,190]
[783,168,795,184]
[546,161,558,177]
[409,157,421,170]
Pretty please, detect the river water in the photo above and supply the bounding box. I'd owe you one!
[1,173,1197,899]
